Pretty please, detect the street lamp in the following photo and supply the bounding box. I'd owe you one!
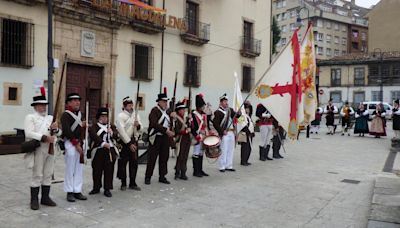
[373,48,383,102]
[295,6,310,28]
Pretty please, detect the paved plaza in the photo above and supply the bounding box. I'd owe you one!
[0,124,398,228]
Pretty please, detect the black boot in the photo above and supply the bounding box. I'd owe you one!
[259,146,266,161]
[30,187,40,210]
[180,170,188,180]
[40,185,56,206]
[175,169,180,180]
[192,157,202,177]
[199,156,209,177]
[120,179,127,191]
[265,145,273,160]
[66,192,75,202]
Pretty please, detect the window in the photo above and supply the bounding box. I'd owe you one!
[393,63,400,76]
[341,37,347,46]
[184,54,201,87]
[1,18,34,67]
[371,91,382,101]
[242,65,254,92]
[334,49,340,56]
[186,1,199,36]
[353,92,365,104]
[334,23,339,30]
[326,21,331,29]
[282,0,286,7]
[352,42,359,50]
[131,44,154,81]
[317,33,324,41]
[334,36,339,44]
[391,91,400,102]
[136,93,146,110]
[342,50,347,55]
[342,25,347,32]
[317,46,323,55]
[354,67,365,86]
[352,30,359,38]
[3,82,22,105]
[361,41,367,52]
[331,68,341,86]
[326,34,331,43]
[290,10,296,18]
[277,14,281,21]
[330,91,342,103]
[290,23,296,31]
[281,25,287,33]
[243,21,254,50]
[282,12,287,20]
[317,19,323,28]
[326,48,332,56]
[361,32,367,41]
[281,38,287,46]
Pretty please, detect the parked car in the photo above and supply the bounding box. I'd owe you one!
[362,101,392,120]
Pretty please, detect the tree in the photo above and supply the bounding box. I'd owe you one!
[272,16,281,55]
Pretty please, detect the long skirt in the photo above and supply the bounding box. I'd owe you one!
[354,117,369,134]
[370,117,386,136]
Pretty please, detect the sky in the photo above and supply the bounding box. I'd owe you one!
[355,0,381,8]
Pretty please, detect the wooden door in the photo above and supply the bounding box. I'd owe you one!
[66,63,103,123]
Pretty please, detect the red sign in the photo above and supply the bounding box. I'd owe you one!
[319,89,324,95]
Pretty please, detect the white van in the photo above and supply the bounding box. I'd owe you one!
[362,101,392,120]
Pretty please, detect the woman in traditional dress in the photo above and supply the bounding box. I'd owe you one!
[310,107,323,134]
[354,103,369,137]
[370,103,386,138]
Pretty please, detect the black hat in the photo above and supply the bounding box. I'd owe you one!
[66,93,81,103]
[219,93,228,101]
[195,94,206,108]
[31,95,49,106]
[123,96,133,106]
[96,107,109,119]
[156,93,169,102]
[345,101,349,105]
[395,99,399,105]
[175,100,188,111]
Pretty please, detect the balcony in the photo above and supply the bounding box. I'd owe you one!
[240,36,261,58]
[180,18,210,46]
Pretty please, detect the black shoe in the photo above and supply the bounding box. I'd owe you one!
[219,169,225,173]
[104,190,112,198]
[74,193,87,200]
[120,185,127,191]
[266,157,273,160]
[89,189,100,195]
[225,168,236,172]
[180,171,188,180]
[201,171,209,177]
[40,185,57,207]
[259,146,266,161]
[199,156,209,177]
[67,192,75,202]
[341,133,344,136]
[174,170,180,180]
[278,154,284,159]
[265,145,273,160]
[129,185,141,191]
[241,162,249,166]
[30,187,40,210]
[144,178,151,185]
[159,178,170,184]
[193,157,203,177]
[273,155,280,159]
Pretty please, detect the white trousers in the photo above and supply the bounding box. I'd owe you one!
[311,125,320,133]
[31,145,54,187]
[260,125,273,147]
[193,143,203,156]
[64,140,83,193]
[218,131,235,170]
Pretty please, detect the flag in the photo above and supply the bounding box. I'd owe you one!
[233,72,248,133]
[298,24,318,126]
[254,31,301,139]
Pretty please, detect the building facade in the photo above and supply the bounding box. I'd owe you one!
[317,52,400,107]
[0,0,271,132]
[272,0,369,60]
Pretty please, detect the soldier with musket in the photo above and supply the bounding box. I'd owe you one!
[88,107,118,197]
[116,96,142,191]
[145,92,175,185]
[173,100,191,180]
[24,91,61,210]
[61,93,87,202]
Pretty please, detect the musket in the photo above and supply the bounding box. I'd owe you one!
[106,92,113,162]
[82,82,90,164]
[48,53,68,155]
[132,81,140,160]
[169,73,178,148]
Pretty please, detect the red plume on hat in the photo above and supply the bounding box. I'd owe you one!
[163,87,167,95]
[40,86,46,97]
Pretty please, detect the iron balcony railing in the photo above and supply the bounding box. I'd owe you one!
[240,36,261,56]
[181,17,210,42]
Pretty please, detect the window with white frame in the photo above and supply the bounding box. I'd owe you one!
[277,14,281,21]
[334,36,339,44]
[282,12,287,20]
[341,37,347,46]
[281,37,287,46]
[317,46,324,55]
[290,10,296,18]
[326,34,331,43]
[334,49,340,56]
[290,23,296,31]
[334,23,339,30]
[326,48,332,56]
[317,33,324,41]
[317,19,323,28]
[282,0,286,7]
[281,25,287,33]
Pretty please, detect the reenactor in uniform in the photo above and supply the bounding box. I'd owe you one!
[116,97,142,191]
[61,93,87,202]
[213,94,237,172]
[24,93,61,210]
[145,93,175,185]
[173,100,191,180]
[255,104,273,161]
[88,107,118,197]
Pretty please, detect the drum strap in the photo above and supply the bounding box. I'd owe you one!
[193,111,204,135]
